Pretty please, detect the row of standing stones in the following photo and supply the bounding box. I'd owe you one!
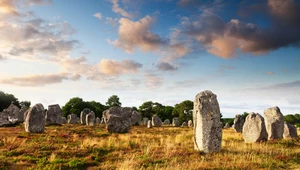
[228,107,298,142]
[0,90,298,154]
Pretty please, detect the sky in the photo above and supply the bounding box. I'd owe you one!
[0,0,300,118]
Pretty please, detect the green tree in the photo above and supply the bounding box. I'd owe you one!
[62,97,87,117]
[139,101,155,119]
[106,95,122,107]
[87,101,107,118]
[20,101,31,109]
[241,112,249,120]
[172,100,193,124]
[284,114,296,124]
[0,91,20,111]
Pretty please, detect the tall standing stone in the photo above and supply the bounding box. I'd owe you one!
[283,123,298,139]
[147,120,152,128]
[264,106,284,140]
[106,107,132,133]
[172,117,179,127]
[86,111,95,126]
[233,114,244,133]
[80,108,91,125]
[242,113,268,143]
[193,90,222,153]
[68,114,78,124]
[152,115,162,127]
[46,104,62,125]
[131,111,142,125]
[24,104,45,133]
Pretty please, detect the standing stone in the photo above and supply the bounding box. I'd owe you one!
[163,119,170,125]
[96,117,101,125]
[18,105,27,123]
[61,117,67,124]
[233,114,244,133]
[224,123,230,129]
[131,111,142,125]
[106,107,132,133]
[46,104,62,125]
[80,108,91,125]
[100,117,106,124]
[188,120,193,127]
[182,122,188,127]
[172,117,179,127]
[86,111,95,126]
[242,113,268,143]
[142,117,149,125]
[283,123,298,139]
[147,120,152,128]
[102,109,109,124]
[264,106,284,140]
[24,104,45,133]
[68,114,78,124]
[193,90,222,153]
[24,110,29,121]
[152,115,162,127]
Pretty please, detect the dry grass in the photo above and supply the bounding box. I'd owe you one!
[0,124,299,170]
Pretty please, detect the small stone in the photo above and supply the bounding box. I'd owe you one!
[182,122,188,127]
[96,117,101,125]
[163,119,170,125]
[283,123,298,139]
[46,104,62,125]
[131,111,141,125]
[142,117,149,125]
[68,114,78,124]
[188,120,193,127]
[242,113,268,143]
[233,114,244,133]
[24,104,45,133]
[172,117,179,127]
[147,120,152,128]
[224,123,231,129]
[86,111,96,126]
[61,117,67,124]
[80,108,92,125]
[152,115,162,127]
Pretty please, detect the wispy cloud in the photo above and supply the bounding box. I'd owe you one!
[93,12,102,20]
[156,62,178,71]
[144,73,164,89]
[98,59,143,75]
[266,71,275,76]
[0,73,80,86]
[105,17,118,27]
[111,0,133,19]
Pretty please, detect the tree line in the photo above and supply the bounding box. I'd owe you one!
[1,90,299,126]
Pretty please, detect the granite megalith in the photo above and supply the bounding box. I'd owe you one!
[24,104,45,133]
[264,106,284,140]
[242,113,268,143]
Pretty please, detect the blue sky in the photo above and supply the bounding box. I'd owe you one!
[0,0,299,117]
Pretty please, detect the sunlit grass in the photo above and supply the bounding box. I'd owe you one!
[0,124,299,169]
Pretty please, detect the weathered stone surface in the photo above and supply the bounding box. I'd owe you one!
[283,123,298,139]
[163,119,170,125]
[224,123,230,129]
[147,120,152,128]
[61,117,67,124]
[96,117,101,125]
[68,114,78,124]
[182,122,188,127]
[102,109,109,124]
[86,111,95,126]
[24,110,29,121]
[0,103,26,126]
[46,104,62,125]
[142,117,149,125]
[131,111,141,125]
[152,115,162,127]
[24,104,45,133]
[264,106,284,140]
[188,120,193,127]
[233,114,244,133]
[172,117,179,127]
[18,105,27,123]
[242,113,268,143]
[106,107,132,133]
[100,117,106,124]
[80,108,92,125]
[193,90,222,153]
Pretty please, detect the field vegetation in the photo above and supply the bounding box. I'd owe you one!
[0,124,299,170]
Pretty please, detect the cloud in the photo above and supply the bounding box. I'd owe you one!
[181,6,300,58]
[0,0,19,16]
[105,17,118,27]
[144,73,164,89]
[0,73,80,86]
[220,65,235,70]
[177,0,202,7]
[266,72,275,76]
[111,0,133,19]
[156,62,178,71]
[93,12,102,20]
[110,15,166,53]
[0,54,6,60]
[98,59,143,75]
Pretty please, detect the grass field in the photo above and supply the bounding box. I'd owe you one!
[0,124,299,170]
